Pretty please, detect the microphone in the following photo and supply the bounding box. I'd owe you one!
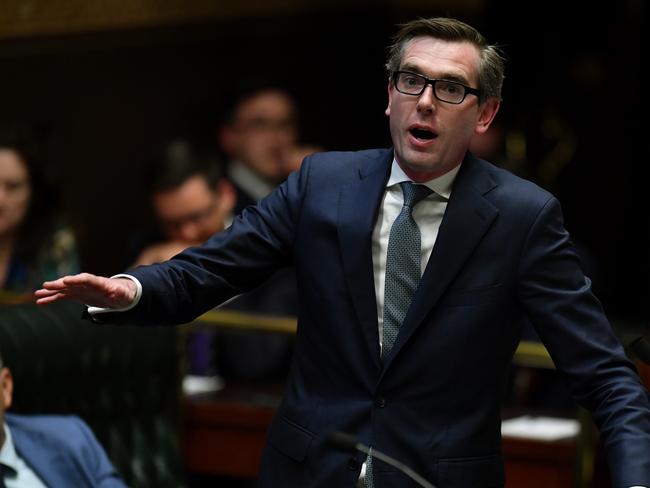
[326,431,436,488]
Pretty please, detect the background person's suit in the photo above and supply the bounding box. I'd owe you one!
[120,148,650,488]
[5,413,126,488]
[216,163,298,381]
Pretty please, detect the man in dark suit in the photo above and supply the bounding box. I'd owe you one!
[0,356,126,487]
[217,86,308,380]
[36,17,650,488]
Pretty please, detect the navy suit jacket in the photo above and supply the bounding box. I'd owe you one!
[6,413,126,488]
[122,149,650,487]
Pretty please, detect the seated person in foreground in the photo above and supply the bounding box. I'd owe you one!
[0,352,127,487]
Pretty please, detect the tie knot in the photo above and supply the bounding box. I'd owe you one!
[400,182,432,209]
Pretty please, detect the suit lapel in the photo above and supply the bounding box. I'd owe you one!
[10,419,89,488]
[337,149,393,368]
[381,154,499,371]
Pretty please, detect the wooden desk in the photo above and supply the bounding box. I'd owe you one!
[182,388,608,486]
[182,383,282,479]
[503,435,577,487]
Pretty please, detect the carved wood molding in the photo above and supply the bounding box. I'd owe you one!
[0,0,483,40]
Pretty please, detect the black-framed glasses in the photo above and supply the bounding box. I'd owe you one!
[392,71,481,104]
[160,198,219,232]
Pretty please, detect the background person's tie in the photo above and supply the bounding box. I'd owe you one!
[364,181,432,488]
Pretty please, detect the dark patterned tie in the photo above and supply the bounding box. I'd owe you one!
[382,181,432,357]
[364,181,432,488]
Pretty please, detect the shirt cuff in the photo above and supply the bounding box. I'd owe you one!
[87,274,143,315]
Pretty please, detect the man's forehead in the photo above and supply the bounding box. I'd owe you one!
[236,91,295,119]
[400,37,480,81]
[154,176,214,204]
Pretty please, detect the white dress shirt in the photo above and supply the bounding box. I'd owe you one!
[371,158,460,352]
[0,423,47,488]
[228,160,276,200]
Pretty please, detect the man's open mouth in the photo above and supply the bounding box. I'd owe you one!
[409,127,437,140]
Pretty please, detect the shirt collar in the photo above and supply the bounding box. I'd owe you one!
[227,161,276,200]
[0,423,19,476]
[386,157,460,200]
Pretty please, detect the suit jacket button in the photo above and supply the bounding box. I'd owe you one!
[348,457,360,470]
[375,396,386,408]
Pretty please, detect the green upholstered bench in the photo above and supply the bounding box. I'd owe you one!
[0,299,185,488]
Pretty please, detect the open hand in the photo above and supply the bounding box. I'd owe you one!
[34,273,137,309]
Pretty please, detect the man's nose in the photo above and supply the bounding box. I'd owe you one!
[416,85,437,113]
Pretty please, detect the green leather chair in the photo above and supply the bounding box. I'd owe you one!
[0,299,185,488]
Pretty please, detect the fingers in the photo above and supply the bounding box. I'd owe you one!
[40,273,98,290]
[34,286,72,306]
[61,273,104,288]
[40,278,69,291]
[35,273,136,310]
[34,286,82,305]
[34,292,67,305]
[35,273,107,306]
[34,288,62,299]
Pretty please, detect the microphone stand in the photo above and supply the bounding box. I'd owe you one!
[327,431,436,488]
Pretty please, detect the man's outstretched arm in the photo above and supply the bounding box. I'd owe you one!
[34,273,137,309]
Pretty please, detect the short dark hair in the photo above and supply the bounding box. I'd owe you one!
[218,81,297,127]
[385,17,505,102]
[146,140,223,195]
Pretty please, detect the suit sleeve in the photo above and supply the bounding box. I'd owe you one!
[73,417,128,488]
[120,154,311,325]
[517,196,650,487]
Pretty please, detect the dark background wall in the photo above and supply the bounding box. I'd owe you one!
[1,0,647,319]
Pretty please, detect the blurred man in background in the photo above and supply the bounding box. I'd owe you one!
[215,87,313,381]
[219,86,318,213]
[133,139,235,266]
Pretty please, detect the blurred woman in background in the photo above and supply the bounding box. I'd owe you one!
[0,126,79,294]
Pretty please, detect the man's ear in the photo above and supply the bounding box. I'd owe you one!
[475,97,500,135]
[385,80,394,117]
[1,368,14,411]
[216,178,236,215]
[218,125,237,157]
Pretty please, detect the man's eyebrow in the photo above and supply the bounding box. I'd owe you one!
[399,64,425,75]
[439,73,470,85]
[399,64,471,85]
